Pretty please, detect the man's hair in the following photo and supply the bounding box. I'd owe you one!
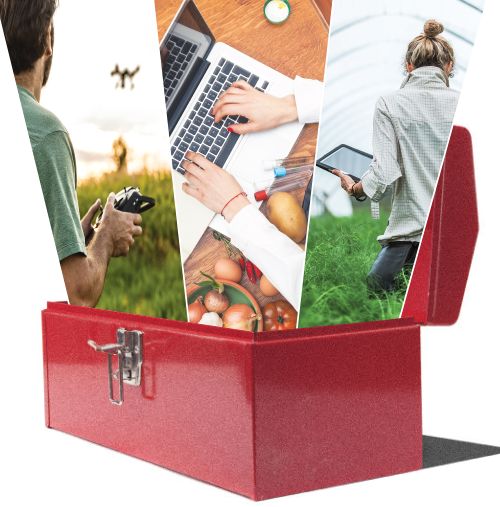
[0,0,58,75]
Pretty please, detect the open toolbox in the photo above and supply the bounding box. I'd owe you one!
[42,126,477,500]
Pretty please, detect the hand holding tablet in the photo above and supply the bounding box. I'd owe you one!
[316,144,373,182]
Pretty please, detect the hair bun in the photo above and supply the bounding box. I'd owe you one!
[424,19,444,38]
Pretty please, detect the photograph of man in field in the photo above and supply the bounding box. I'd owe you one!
[0,0,186,319]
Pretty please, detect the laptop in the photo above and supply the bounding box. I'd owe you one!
[161,0,302,262]
[316,144,373,182]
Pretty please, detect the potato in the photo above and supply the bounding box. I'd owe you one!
[266,192,307,243]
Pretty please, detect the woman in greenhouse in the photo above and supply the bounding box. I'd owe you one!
[333,19,459,292]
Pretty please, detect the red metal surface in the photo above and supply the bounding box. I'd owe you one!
[253,321,422,499]
[43,303,422,500]
[41,306,51,428]
[43,303,256,497]
[403,126,478,325]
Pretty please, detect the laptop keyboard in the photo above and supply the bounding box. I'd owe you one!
[163,35,198,101]
[170,58,269,174]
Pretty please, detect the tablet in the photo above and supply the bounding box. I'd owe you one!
[316,145,373,183]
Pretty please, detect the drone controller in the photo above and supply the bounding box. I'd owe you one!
[113,186,156,214]
[92,187,156,234]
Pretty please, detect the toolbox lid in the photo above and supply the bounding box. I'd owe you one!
[402,126,478,326]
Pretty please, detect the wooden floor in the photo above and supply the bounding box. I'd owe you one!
[155,0,330,311]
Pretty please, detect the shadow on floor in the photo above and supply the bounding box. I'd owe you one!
[423,436,500,468]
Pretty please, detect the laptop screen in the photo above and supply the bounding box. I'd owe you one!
[318,145,373,180]
[161,0,214,125]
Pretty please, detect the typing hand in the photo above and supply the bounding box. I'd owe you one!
[181,151,250,222]
[212,81,298,134]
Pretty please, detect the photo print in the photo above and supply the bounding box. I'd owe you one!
[157,0,331,331]
[299,0,484,327]
[2,0,186,319]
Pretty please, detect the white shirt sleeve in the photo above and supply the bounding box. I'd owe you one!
[294,76,324,124]
[226,204,305,310]
[361,97,402,202]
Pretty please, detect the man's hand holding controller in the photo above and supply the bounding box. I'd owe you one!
[95,192,143,257]
[63,192,145,307]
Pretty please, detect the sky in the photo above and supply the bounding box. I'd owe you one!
[42,0,171,180]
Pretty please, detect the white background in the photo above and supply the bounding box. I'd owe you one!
[1,0,500,505]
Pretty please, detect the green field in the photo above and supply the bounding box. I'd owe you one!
[78,169,187,321]
[299,210,407,328]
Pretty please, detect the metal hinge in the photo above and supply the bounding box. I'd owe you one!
[88,328,143,406]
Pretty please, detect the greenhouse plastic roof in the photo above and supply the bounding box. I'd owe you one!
[317,0,485,156]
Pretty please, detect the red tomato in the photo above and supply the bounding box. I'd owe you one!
[263,300,297,331]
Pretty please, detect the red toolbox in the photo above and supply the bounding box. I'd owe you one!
[42,126,477,500]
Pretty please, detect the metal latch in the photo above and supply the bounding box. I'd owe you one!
[88,328,143,406]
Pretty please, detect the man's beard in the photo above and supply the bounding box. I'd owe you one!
[42,54,52,86]
[42,25,54,87]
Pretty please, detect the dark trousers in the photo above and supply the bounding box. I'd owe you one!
[367,241,420,292]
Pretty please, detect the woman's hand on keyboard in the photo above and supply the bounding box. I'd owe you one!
[212,81,298,134]
[181,151,250,222]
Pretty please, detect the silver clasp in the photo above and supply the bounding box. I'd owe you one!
[88,328,143,406]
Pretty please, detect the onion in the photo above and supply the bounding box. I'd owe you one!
[199,312,223,327]
[204,290,230,313]
[223,304,260,331]
[188,296,206,323]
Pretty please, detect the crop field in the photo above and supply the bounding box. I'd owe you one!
[299,210,408,328]
[77,169,187,321]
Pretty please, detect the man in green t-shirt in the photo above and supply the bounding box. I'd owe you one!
[1,0,143,306]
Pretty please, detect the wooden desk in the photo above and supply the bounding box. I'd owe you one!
[155,0,330,312]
